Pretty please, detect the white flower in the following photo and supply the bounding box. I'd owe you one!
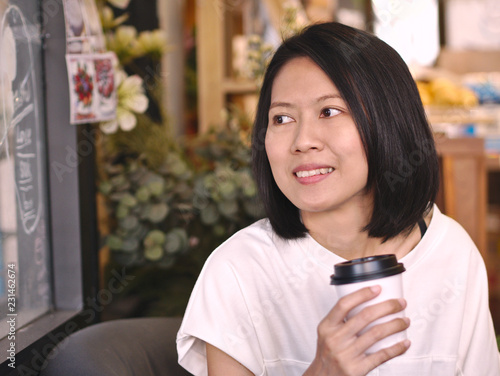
[247,34,261,45]
[100,70,148,134]
[119,73,148,112]
[247,50,260,59]
[106,25,138,62]
[106,0,131,10]
[100,6,129,30]
[135,30,169,58]
[115,25,137,43]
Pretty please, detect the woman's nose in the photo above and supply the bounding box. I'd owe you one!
[291,121,323,153]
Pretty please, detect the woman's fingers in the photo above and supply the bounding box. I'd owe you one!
[363,339,411,372]
[351,316,410,355]
[342,298,407,338]
[323,285,382,325]
[312,286,410,376]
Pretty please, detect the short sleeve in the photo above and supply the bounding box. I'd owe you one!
[176,246,265,376]
[457,248,500,375]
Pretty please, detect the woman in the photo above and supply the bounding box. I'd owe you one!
[177,22,499,375]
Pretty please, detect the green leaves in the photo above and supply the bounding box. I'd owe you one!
[120,193,138,207]
[102,154,192,266]
[121,215,139,230]
[143,230,166,261]
[145,246,164,261]
[106,234,123,250]
[136,186,151,202]
[101,122,265,269]
[200,204,220,225]
[144,230,166,247]
[164,228,188,254]
[147,203,169,223]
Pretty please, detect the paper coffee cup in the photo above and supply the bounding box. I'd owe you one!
[330,254,407,354]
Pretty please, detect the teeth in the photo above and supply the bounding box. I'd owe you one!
[295,167,333,178]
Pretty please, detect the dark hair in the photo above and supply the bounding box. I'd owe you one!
[251,22,439,241]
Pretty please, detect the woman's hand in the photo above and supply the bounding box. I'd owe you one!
[304,285,410,376]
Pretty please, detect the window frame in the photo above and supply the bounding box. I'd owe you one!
[0,1,99,374]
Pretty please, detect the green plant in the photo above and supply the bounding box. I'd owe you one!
[189,126,264,242]
[100,151,194,268]
[100,115,265,270]
[94,0,272,318]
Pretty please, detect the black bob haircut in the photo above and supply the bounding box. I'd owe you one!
[251,22,440,241]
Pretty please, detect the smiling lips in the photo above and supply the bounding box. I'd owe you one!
[295,167,334,178]
[293,166,334,184]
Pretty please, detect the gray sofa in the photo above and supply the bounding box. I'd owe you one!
[39,317,191,376]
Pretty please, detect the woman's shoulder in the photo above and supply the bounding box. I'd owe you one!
[416,204,482,265]
[190,218,300,302]
[430,205,476,247]
[217,217,276,250]
[202,218,283,269]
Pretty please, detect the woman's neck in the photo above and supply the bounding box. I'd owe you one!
[301,204,431,260]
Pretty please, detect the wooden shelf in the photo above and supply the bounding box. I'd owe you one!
[435,137,488,260]
[196,0,281,132]
[222,79,258,95]
[426,105,498,126]
[488,155,500,171]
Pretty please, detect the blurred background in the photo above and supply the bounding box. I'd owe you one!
[0,0,500,364]
[90,0,500,324]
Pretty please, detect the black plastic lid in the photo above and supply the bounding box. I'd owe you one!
[330,254,405,285]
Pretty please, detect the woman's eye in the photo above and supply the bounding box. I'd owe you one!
[273,115,293,125]
[320,108,341,118]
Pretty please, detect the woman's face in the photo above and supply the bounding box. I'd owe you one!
[265,57,371,217]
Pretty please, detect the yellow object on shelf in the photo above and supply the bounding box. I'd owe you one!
[416,77,479,107]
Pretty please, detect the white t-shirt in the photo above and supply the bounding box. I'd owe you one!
[177,205,500,375]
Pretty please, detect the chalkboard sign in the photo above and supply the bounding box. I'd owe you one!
[0,1,51,336]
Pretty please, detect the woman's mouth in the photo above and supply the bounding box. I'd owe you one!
[293,167,334,184]
[294,167,334,178]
